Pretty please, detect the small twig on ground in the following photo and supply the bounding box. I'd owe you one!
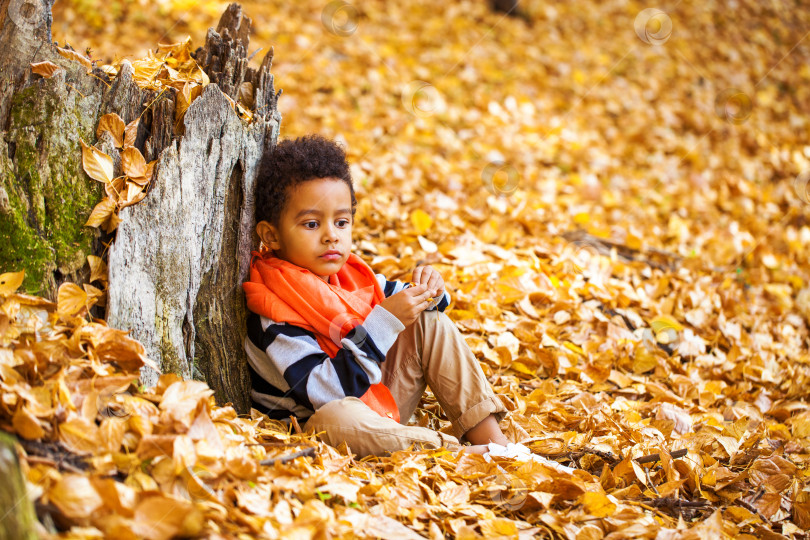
[734,497,771,525]
[624,500,677,525]
[635,448,688,465]
[259,447,316,466]
[25,454,84,474]
[645,467,660,496]
[18,439,89,473]
[647,497,712,509]
[541,446,621,466]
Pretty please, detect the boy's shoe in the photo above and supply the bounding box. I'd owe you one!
[483,442,576,474]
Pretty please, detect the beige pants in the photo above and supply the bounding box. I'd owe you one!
[303,309,507,457]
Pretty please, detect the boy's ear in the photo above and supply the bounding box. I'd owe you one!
[256,221,281,250]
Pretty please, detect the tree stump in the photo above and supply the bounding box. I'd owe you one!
[0,431,37,540]
[0,1,282,412]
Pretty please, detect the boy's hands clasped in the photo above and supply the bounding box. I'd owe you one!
[379,265,445,327]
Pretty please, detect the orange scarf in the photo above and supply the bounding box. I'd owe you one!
[243,251,400,422]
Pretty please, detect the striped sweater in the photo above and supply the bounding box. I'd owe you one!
[244,274,451,420]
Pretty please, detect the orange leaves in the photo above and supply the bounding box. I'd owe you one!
[97,113,126,147]
[158,380,214,430]
[124,37,229,129]
[83,115,155,232]
[48,474,104,519]
[56,45,93,71]
[84,197,116,228]
[30,60,60,78]
[580,491,616,517]
[0,270,25,295]
[29,0,810,535]
[57,282,89,317]
[80,139,114,184]
[121,146,147,179]
[132,496,203,540]
[410,209,433,234]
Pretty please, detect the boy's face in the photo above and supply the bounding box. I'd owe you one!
[256,177,353,282]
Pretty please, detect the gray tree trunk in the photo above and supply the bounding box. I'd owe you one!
[0,0,104,296]
[105,6,281,413]
[0,2,281,413]
[0,431,37,540]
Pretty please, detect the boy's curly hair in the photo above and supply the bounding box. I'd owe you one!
[255,135,355,227]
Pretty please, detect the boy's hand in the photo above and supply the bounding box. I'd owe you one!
[412,265,445,302]
[379,283,434,327]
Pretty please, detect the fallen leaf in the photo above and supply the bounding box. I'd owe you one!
[87,255,108,284]
[56,46,93,70]
[410,209,433,234]
[85,197,116,228]
[132,495,203,540]
[57,282,88,317]
[0,270,25,295]
[580,491,617,517]
[80,140,114,184]
[97,113,126,147]
[48,474,103,519]
[121,146,147,178]
[30,61,60,78]
[124,118,140,147]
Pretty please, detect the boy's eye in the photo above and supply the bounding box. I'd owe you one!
[303,219,351,229]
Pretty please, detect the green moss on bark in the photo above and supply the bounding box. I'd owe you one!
[0,81,104,296]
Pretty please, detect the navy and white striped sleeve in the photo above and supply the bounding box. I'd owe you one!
[245,306,405,414]
[374,273,451,312]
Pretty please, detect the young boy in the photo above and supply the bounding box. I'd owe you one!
[242,134,511,458]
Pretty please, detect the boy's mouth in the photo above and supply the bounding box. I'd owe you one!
[320,250,342,261]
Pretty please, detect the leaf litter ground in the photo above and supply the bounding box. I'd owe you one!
[6,0,809,537]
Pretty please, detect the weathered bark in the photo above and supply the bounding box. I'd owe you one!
[0,0,103,295]
[106,5,281,412]
[0,2,282,412]
[0,431,37,540]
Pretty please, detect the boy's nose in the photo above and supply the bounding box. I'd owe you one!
[322,225,339,243]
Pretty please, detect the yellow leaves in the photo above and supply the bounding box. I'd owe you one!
[479,517,518,537]
[175,82,203,133]
[30,61,60,78]
[57,282,89,317]
[85,197,116,228]
[24,0,810,535]
[632,347,658,374]
[159,380,214,430]
[48,474,104,519]
[0,270,25,295]
[580,491,616,517]
[410,209,432,234]
[789,410,810,438]
[132,496,204,540]
[56,45,93,71]
[794,491,810,530]
[650,315,684,333]
[573,211,590,225]
[88,255,108,284]
[81,139,114,184]
[12,405,46,439]
[83,118,155,232]
[124,118,140,148]
[122,146,147,178]
[437,482,470,507]
[97,113,126,147]
[60,416,101,454]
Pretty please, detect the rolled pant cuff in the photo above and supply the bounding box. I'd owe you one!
[452,396,508,441]
[436,431,462,451]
